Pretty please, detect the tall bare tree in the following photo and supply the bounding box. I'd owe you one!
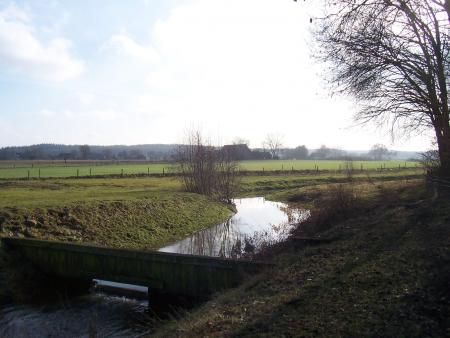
[368,144,390,160]
[79,144,91,160]
[315,0,450,177]
[263,133,284,159]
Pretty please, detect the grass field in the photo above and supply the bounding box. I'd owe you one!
[3,168,445,337]
[0,159,420,179]
[239,159,419,171]
[0,162,172,179]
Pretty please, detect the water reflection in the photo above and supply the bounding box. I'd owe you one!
[0,294,152,338]
[159,197,309,258]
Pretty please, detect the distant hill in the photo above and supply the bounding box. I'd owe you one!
[0,144,179,161]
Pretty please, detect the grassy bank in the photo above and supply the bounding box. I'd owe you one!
[0,193,232,249]
[153,179,450,337]
[0,176,232,249]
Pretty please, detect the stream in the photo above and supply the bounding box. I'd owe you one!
[0,197,308,338]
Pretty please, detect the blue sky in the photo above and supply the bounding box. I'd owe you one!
[0,0,433,150]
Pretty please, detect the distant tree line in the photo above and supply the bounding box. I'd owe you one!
[0,143,416,161]
[0,144,178,161]
[254,144,401,161]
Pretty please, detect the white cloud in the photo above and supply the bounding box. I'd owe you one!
[39,109,56,117]
[103,32,160,63]
[105,0,347,147]
[78,92,96,105]
[19,0,427,150]
[62,108,118,120]
[0,3,84,81]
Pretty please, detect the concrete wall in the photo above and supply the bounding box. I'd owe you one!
[2,237,267,298]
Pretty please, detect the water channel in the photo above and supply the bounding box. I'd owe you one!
[159,197,309,258]
[0,197,308,338]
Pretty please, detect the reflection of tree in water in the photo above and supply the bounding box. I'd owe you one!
[237,208,310,259]
[279,205,310,224]
[166,203,310,259]
[171,217,241,257]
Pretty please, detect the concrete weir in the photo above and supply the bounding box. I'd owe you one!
[1,237,267,299]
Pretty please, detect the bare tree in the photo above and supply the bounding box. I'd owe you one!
[314,0,450,177]
[232,137,250,146]
[263,133,284,159]
[215,148,241,203]
[176,130,240,203]
[420,140,441,173]
[79,144,90,160]
[421,148,441,172]
[368,144,390,161]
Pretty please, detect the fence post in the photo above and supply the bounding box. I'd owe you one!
[121,169,124,177]
[77,169,79,178]
[38,169,41,179]
[27,170,30,180]
[148,167,150,175]
[163,168,165,175]
[90,168,92,176]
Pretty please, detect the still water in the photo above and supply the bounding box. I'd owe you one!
[0,294,151,338]
[159,197,309,258]
[0,197,307,338]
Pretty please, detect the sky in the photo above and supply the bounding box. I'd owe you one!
[0,0,434,150]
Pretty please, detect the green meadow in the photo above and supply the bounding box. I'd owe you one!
[0,159,420,179]
[239,159,418,171]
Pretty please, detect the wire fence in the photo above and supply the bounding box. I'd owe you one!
[0,160,422,179]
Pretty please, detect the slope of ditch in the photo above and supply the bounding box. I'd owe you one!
[154,181,450,337]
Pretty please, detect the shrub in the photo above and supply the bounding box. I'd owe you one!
[301,184,357,235]
[175,130,240,204]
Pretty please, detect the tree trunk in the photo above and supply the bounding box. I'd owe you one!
[445,0,450,22]
[437,132,450,178]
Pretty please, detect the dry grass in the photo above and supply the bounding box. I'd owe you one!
[152,179,450,337]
